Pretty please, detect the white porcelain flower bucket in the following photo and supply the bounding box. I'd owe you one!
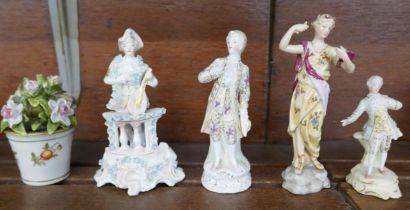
[6,128,74,186]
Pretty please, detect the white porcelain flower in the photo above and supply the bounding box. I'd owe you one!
[24,80,39,95]
[48,99,74,126]
[47,75,61,85]
[1,99,23,127]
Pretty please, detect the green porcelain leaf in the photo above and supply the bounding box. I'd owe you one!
[47,120,59,134]
[10,123,27,135]
[0,120,9,132]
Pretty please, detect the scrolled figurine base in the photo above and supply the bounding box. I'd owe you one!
[346,164,401,200]
[94,142,185,196]
[281,164,330,195]
[95,108,185,196]
[201,169,251,194]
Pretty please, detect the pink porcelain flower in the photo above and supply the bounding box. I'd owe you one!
[1,99,23,127]
[48,99,74,126]
[24,80,39,95]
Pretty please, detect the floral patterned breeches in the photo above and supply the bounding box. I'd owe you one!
[368,133,392,155]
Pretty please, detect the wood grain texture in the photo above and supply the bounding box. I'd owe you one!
[1,0,410,145]
[1,141,410,209]
[268,0,410,143]
[76,0,270,143]
[0,0,57,123]
[0,185,352,210]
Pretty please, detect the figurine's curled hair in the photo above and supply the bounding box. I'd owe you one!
[118,28,144,52]
[367,75,383,89]
[226,30,247,52]
[312,14,336,30]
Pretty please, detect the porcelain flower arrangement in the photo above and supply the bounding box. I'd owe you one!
[1,74,77,135]
[0,74,77,186]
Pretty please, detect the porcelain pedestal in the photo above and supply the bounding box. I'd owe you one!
[94,108,185,196]
[201,140,252,194]
[282,164,330,195]
[201,169,251,194]
[346,164,401,200]
[345,132,402,200]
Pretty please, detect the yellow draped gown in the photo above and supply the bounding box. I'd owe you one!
[288,43,339,168]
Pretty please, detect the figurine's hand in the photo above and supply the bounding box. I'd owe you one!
[242,118,251,137]
[240,109,251,136]
[145,68,153,80]
[341,119,351,127]
[291,22,309,34]
[336,46,349,61]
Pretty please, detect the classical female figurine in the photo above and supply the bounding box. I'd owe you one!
[342,75,402,200]
[279,14,355,194]
[104,28,158,116]
[199,30,252,193]
[94,28,184,196]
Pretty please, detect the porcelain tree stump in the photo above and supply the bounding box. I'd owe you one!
[94,108,185,196]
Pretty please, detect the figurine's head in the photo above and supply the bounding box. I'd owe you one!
[226,30,247,55]
[367,75,383,93]
[312,14,335,39]
[118,28,144,56]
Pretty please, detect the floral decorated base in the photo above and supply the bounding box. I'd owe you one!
[282,164,330,195]
[6,128,74,186]
[94,142,185,196]
[201,169,251,193]
[346,163,402,200]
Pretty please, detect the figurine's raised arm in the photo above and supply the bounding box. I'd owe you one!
[198,58,224,83]
[336,46,356,73]
[279,22,309,54]
[386,96,402,110]
[341,99,366,126]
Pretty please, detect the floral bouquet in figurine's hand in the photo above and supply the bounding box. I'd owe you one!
[1,74,77,135]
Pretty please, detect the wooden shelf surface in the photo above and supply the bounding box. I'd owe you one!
[0,140,409,210]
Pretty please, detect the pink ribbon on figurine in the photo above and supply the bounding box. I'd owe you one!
[292,41,355,113]
[295,41,324,80]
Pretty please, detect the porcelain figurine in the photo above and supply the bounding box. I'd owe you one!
[199,30,252,193]
[341,75,402,200]
[279,14,356,194]
[104,28,158,116]
[94,28,185,196]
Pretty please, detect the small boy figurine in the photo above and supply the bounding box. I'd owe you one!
[341,75,402,178]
